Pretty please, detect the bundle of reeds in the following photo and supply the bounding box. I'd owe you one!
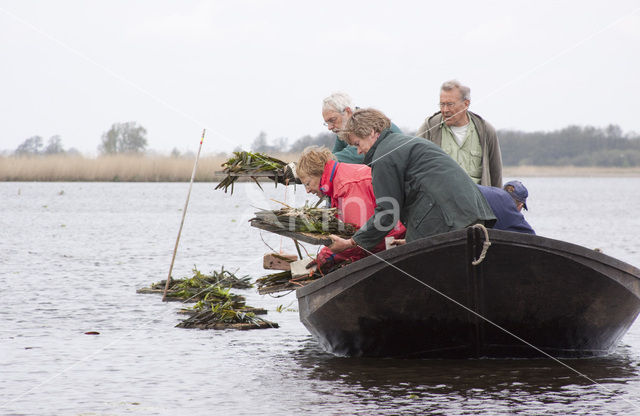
[215,151,289,194]
[255,270,319,294]
[255,259,348,294]
[252,205,357,236]
[137,265,278,330]
[177,298,277,330]
[147,266,252,297]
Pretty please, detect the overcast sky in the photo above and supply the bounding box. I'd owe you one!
[1,1,639,155]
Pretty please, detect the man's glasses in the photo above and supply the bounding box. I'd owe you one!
[438,101,462,109]
[323,116,339,127]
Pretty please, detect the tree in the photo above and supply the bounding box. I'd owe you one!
[289,132,335,152]
[250,131,270,152]
[98,122,148,155]
[44,135,65,154]
[15,136,43,155]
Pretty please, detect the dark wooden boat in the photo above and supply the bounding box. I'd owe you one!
[296,228,640,358]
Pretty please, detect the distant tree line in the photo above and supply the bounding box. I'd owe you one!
[14,135,75,156]
[250,130,335,153]
[250,124,640,167]
[499,124,640,167]
[11,121,148,156]
[9,122,640,167]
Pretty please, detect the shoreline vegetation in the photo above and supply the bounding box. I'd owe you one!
[2,154,640,182]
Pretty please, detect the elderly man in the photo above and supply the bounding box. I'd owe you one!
[416,80,503,187]
[322,92,401,164]
[328,108,496,253]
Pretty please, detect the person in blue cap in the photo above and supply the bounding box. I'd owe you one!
[477,180,535,234]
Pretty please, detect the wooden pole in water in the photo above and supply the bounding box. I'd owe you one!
[162,129,206,301]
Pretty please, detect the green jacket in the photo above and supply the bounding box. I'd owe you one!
[332,122,402,164]
[416,111,503,187]
[352,129,496,250]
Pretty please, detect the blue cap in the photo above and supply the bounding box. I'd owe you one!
[504,180,529,210]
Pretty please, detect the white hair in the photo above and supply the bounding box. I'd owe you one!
[322,92,353,113]
[441,80,471,101]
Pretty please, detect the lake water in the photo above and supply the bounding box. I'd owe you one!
[1,178,640,415]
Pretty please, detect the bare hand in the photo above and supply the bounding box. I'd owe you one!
[328,235,354,253]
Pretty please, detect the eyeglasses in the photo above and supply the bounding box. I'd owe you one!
[323,116,339,127]
[438,101,462,109]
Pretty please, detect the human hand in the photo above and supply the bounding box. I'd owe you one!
[328,235,356,253]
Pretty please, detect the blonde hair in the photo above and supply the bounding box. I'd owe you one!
[297,146,336,178]
[340,108,391,143]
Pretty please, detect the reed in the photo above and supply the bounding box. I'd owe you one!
[4,154,640,182]
[0,153,300,182]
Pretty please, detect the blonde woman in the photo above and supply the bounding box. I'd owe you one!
[297,146,405,271]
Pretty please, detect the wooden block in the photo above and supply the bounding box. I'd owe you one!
[263,253,298,270]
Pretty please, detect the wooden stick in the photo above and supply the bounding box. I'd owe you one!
[162,129,206,301]
[293,240,303,259]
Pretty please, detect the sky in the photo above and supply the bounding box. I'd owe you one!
[1,1,639,156]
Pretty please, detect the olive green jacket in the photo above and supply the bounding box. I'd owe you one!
[416,111,503,187]
[352,130,496,250]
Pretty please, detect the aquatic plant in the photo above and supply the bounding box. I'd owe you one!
[150,265,253,299]
[215,151,289,194]
[252,204,357,236]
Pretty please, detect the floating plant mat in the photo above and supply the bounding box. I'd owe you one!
[137,266,253,298]
[214,151,298,194]
[138,266,278,330]
[250,205,357,245]
[177,299,277,330]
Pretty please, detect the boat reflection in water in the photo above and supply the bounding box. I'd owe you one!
[297,228,640,359]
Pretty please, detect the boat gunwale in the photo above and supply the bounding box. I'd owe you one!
[296,228,640,299]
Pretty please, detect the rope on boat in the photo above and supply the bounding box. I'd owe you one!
[471,223,491,266]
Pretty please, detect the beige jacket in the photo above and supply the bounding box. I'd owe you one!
[417,111,503,187]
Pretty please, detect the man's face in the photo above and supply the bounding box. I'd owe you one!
[322,108,349,133]
[300,173,322,196]
[348,130,378,155]
[440,89,470,127]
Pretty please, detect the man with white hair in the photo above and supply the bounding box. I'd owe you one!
[416,80,503,187]
[322,92,401,164]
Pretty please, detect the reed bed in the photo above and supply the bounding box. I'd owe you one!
[3,154,640,181]
[0,153,300,182]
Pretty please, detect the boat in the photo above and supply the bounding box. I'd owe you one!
[296,227,640,358]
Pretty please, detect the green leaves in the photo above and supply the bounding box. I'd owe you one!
[253,205,357,236]
[214,151,288,194]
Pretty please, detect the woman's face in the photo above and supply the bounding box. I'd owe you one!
[300,173,322,196]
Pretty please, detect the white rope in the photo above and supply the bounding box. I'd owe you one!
[470,223,492,266]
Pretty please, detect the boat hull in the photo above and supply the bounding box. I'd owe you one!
[296,229,640,358]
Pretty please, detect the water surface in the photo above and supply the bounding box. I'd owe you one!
[1,179,640,415]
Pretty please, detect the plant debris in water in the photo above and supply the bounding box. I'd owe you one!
[252,204,357,236]
[138,265,278,330]
[177,291,277,330]
[215,151,288,194]
[146,265,252,299]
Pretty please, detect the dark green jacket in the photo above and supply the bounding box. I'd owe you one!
[332,122,402,164]
[352,130,496,250]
